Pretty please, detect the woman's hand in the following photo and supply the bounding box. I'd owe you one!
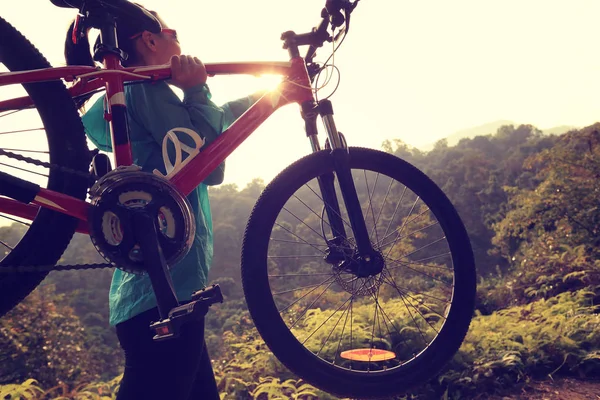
[169,55,207,90]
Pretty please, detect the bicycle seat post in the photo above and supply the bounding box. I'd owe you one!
[85,13,127,64]
[72,2,137,167]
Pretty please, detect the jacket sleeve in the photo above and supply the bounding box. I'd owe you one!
[127,82,226,185]
[81,96,112,152]
[220,91,266,130]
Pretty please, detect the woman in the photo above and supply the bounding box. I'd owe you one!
[65,5,259,399]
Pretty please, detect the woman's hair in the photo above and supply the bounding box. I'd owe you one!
[64,22,135,69]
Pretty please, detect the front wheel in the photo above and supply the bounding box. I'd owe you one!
[241,147,476,399]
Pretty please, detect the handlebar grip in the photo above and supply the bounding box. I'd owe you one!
[325,0,346,27]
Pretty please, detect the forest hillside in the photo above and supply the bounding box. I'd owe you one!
[1,123,599,399]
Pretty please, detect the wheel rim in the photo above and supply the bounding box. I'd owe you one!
[263,160,461,374]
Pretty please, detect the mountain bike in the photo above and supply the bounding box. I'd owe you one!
[0,0,476,398]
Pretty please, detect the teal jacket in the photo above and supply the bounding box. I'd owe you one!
[82,82,256,326]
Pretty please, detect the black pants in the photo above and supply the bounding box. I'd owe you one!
[115,307,220,400]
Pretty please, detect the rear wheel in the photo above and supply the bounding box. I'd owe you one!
[0,17,89,317]
[242,147,476,399]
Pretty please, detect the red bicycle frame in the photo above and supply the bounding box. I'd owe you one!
[0,54,315,233]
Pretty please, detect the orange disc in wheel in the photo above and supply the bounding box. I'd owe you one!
[340,348,396,362]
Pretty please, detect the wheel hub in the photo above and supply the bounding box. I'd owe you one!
[88,166,195,274]
[345,251,385,277]
[326,238,386,297]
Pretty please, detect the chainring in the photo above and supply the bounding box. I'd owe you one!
[88,166,195,274]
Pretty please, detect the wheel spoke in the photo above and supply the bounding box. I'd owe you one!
[292,192,334,232]
[363,170,381,244]
[268,254,324,259]
[288,280,336,330]
[377,220,440,250]
[383,196,420,260]
[334,296,354,366]
[273,222,326,255]
[368,286,381,372]
[0,214,30,227]
[303,181,353,232]
[282,206,325,241]
[386,252,453,270]
[0,239,14,251]
[269,272,333,278]
[368,172,394,244]
[382,185,408,241]
[270,238,328,247]
[396,285,432,347]
[302,294,352,349]
[274,275,337,314]
[381,272,448,324]
[0,127,44,135]
[397,236,450,261]
[0,162,48,178]
[368,293,402,338]
[378,205,432,249]
[384,258,453,287]
[0,109,24,118]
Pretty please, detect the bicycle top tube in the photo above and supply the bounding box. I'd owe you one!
[0,60,306,119]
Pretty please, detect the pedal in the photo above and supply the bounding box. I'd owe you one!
[191,284,224,303]
[150,284,224,341]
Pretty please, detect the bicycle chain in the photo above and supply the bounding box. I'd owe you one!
[0,263,114,274]
[0,147,96,182]
[0,148,109,274]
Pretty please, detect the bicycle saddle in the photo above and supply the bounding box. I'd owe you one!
[50,0,161,34]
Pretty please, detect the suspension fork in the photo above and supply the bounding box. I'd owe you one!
[302,100,375,259]
[302,101,346,239]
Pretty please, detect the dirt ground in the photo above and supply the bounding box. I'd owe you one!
[485,378,600,400]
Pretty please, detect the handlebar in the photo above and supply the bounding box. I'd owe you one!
[281,0,360,64]
[304,8,335,64]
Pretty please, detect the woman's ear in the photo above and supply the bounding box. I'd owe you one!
[140,31,157,52]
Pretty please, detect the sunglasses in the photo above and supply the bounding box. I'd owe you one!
[129,28,178,40]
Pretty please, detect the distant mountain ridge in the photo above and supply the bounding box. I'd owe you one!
[418,120,577,150]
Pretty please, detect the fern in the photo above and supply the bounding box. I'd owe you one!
[0,379,44,399]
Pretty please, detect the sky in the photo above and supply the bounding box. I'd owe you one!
[3,0,600,189]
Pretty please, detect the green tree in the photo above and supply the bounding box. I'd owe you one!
[486,126,600,309]
[0,285,104,387]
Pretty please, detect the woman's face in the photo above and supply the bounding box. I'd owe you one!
[134,15,181,65]
[152,16,181,64]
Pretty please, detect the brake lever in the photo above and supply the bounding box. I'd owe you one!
[333,26,346,43]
